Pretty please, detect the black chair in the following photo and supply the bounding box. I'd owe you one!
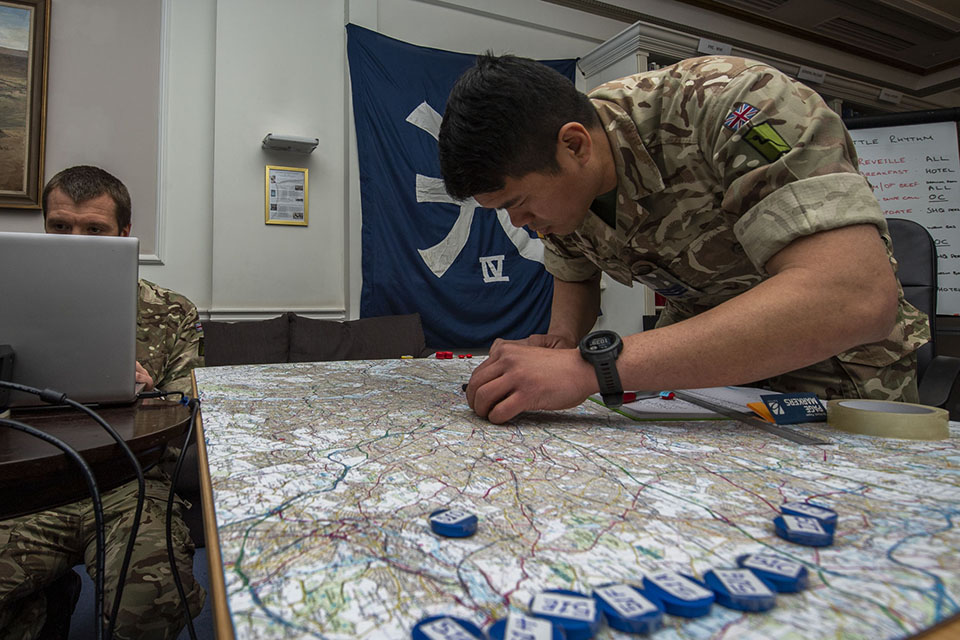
[887,218,960,418]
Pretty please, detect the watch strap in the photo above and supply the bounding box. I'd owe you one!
[595,357,623,407]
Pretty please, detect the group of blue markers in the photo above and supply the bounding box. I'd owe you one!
[416,501,838,639]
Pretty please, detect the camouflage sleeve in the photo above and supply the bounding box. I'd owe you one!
[701,61,887,273]
[137,280,204,397]
[155,301,204,397]
[543,237,601,282]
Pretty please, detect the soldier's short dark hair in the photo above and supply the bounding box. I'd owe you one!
[42,165,132,231]
[438,53,599,200]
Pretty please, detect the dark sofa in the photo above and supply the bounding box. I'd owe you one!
[202,311,434,366]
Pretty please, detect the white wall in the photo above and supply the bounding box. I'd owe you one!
[206,0,347,317]
[189,0,622,320]
[139,0,216,310]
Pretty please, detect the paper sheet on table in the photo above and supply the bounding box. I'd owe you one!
[592,386,769,421]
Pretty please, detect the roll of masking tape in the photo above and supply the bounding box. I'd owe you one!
[826,399,949,440]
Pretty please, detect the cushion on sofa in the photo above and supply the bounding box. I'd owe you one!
[289,313,427,362]
[202,313,290,366]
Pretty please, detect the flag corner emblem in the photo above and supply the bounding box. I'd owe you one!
[724,103,759,131]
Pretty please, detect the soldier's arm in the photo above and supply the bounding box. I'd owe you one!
[470,224,897,424]
[491,275,601,351]
[611,223,897,392]
[543,274,601,348]
[528,232,604,348]
[154,302,204,397]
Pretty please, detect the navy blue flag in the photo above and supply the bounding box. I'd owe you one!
[347,24,574,348]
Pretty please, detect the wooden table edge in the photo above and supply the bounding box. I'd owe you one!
[194,373,235,640]
[913,611,960,639]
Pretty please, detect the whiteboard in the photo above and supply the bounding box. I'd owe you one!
[849,121,960,314]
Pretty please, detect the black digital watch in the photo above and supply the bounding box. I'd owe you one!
[579,330,624,407]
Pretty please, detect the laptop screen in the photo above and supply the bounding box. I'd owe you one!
[0,232,140,407]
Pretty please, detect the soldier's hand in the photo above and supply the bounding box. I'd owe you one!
[465,341,596,424]
[135,361,155,391]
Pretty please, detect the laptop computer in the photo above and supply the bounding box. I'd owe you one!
[0,231,140,408]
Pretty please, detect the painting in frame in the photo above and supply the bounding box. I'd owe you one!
[0,0,49,210]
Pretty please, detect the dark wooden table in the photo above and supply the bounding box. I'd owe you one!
[0,399,192,519]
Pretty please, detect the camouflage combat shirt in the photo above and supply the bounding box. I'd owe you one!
[137,279,203,396]
[543,56,929,372]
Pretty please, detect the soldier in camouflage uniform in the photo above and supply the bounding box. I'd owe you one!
[0,166,205,639]
[439,55,929,424]
[138,279,204,398]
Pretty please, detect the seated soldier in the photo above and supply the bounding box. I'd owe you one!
[0,166,206,639]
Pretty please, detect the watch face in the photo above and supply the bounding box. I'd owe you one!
[587,335,613,351]
[580,330,622,361]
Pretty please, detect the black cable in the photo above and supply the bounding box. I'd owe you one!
[137,389,184,401]
[0,418,106,640]
[0,380,144,639]
[165,396,200,640]
[4,381,201,637]
[60,397,144,640]
[137,386,200,637]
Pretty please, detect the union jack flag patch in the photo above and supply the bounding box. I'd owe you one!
[724,103,759,131]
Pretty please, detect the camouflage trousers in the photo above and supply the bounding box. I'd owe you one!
[0,468,205,640]
[757,350,920,403]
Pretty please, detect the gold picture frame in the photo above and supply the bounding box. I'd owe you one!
[265,165,308,226]
[0,0,49,210]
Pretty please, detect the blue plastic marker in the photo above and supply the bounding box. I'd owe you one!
[736,553,808,593]
[429,508,478,538]
[529,589,602,640]
[774,514,834,547]
[704,568,777,612]
[487,613,566,640]
[781,501,838,532]
[592,583,662,634]
[641,571,714,618]
[412,615,486,640]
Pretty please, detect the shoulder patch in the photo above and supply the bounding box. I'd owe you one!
[743,122,792,162]
[724,103,759,131]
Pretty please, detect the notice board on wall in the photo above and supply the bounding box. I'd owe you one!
[847,118,960,314]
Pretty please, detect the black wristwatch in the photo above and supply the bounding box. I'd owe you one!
[579,330,624,407]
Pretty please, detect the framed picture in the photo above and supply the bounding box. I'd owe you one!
[265,165,308,226]
[0,0,49,210]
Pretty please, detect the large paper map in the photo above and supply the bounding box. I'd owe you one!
[196,359,960,639]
